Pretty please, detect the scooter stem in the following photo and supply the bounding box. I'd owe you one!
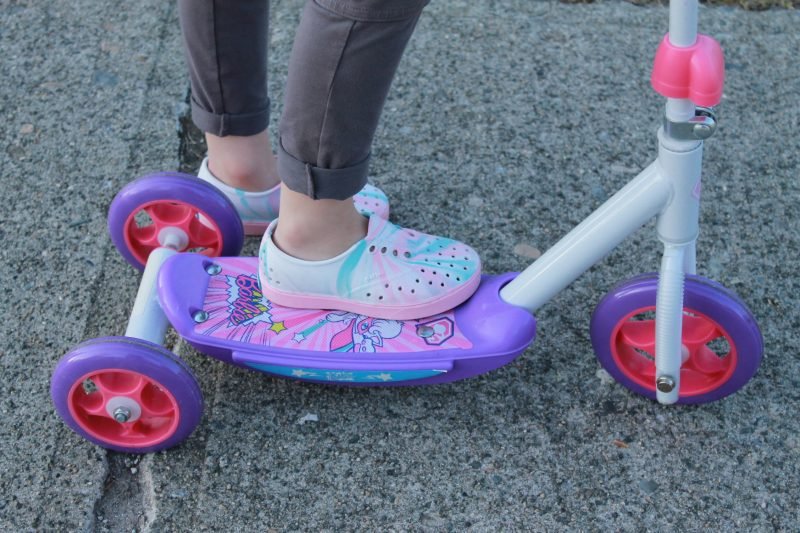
[669,0,698,47]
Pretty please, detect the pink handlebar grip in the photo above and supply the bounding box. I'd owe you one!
[651,34,725,107]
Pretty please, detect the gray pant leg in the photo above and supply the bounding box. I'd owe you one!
[278,0,429,200]
[178,0,270,136]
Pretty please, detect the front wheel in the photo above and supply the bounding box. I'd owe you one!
[51,337,203,453]
[590,274,762,404]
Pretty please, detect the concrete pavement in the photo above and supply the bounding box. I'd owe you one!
[1,0,798,530]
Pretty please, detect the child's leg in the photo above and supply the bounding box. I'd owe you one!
[261,0,482,320]
[275,0,427,259]
[205,131,279,192]
[178,0,390,234]
[177,0,278,192]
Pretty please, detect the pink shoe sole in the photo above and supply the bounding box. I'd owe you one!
[260,270,481,321]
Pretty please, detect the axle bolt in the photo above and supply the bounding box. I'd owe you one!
[205,263,222,275]
[193,310,209,323]
[113,407,131,423]
[656,376,676,393]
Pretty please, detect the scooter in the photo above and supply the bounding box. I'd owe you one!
[51,0,762,453]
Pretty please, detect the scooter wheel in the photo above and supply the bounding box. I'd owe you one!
[108,172,244,270]
[51,337,203,453]
[590,274,762,404]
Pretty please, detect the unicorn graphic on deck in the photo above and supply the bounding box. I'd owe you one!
[326,312,403,353]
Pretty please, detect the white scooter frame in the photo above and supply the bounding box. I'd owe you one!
[501,0,719,404]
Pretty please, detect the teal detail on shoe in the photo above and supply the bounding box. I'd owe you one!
[234,188,277,222]
[407,239,479,278]
[357,188,387,201]
[336,239,367,298]
[415,239,454,256]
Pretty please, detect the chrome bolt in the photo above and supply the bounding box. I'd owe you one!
[656,376,676,393]
[113,407,131,423]
[417,326,434,338]
[193,310,209,323]
[205,263,222,275]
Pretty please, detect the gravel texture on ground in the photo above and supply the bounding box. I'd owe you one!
[1,0,798,530]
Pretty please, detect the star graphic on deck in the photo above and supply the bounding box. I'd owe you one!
[293,332,306,343]
[269,321,287,334]
[367,373,394,382]
[291,369,318,378]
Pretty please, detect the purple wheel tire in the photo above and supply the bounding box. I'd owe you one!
[51,336,203,453]
[590,274,762,404]
[108,172,244,270]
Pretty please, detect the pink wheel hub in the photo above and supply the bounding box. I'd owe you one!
[67,368,181,448]
[611,306,737,396]
[123,200,225,266]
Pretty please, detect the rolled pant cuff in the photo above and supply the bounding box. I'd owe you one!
[278,139,370,201]
[191,96,271,137]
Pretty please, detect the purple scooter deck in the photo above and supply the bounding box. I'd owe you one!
[158,254,536,386]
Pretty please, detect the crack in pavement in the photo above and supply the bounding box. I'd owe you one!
[93,454,153,532]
